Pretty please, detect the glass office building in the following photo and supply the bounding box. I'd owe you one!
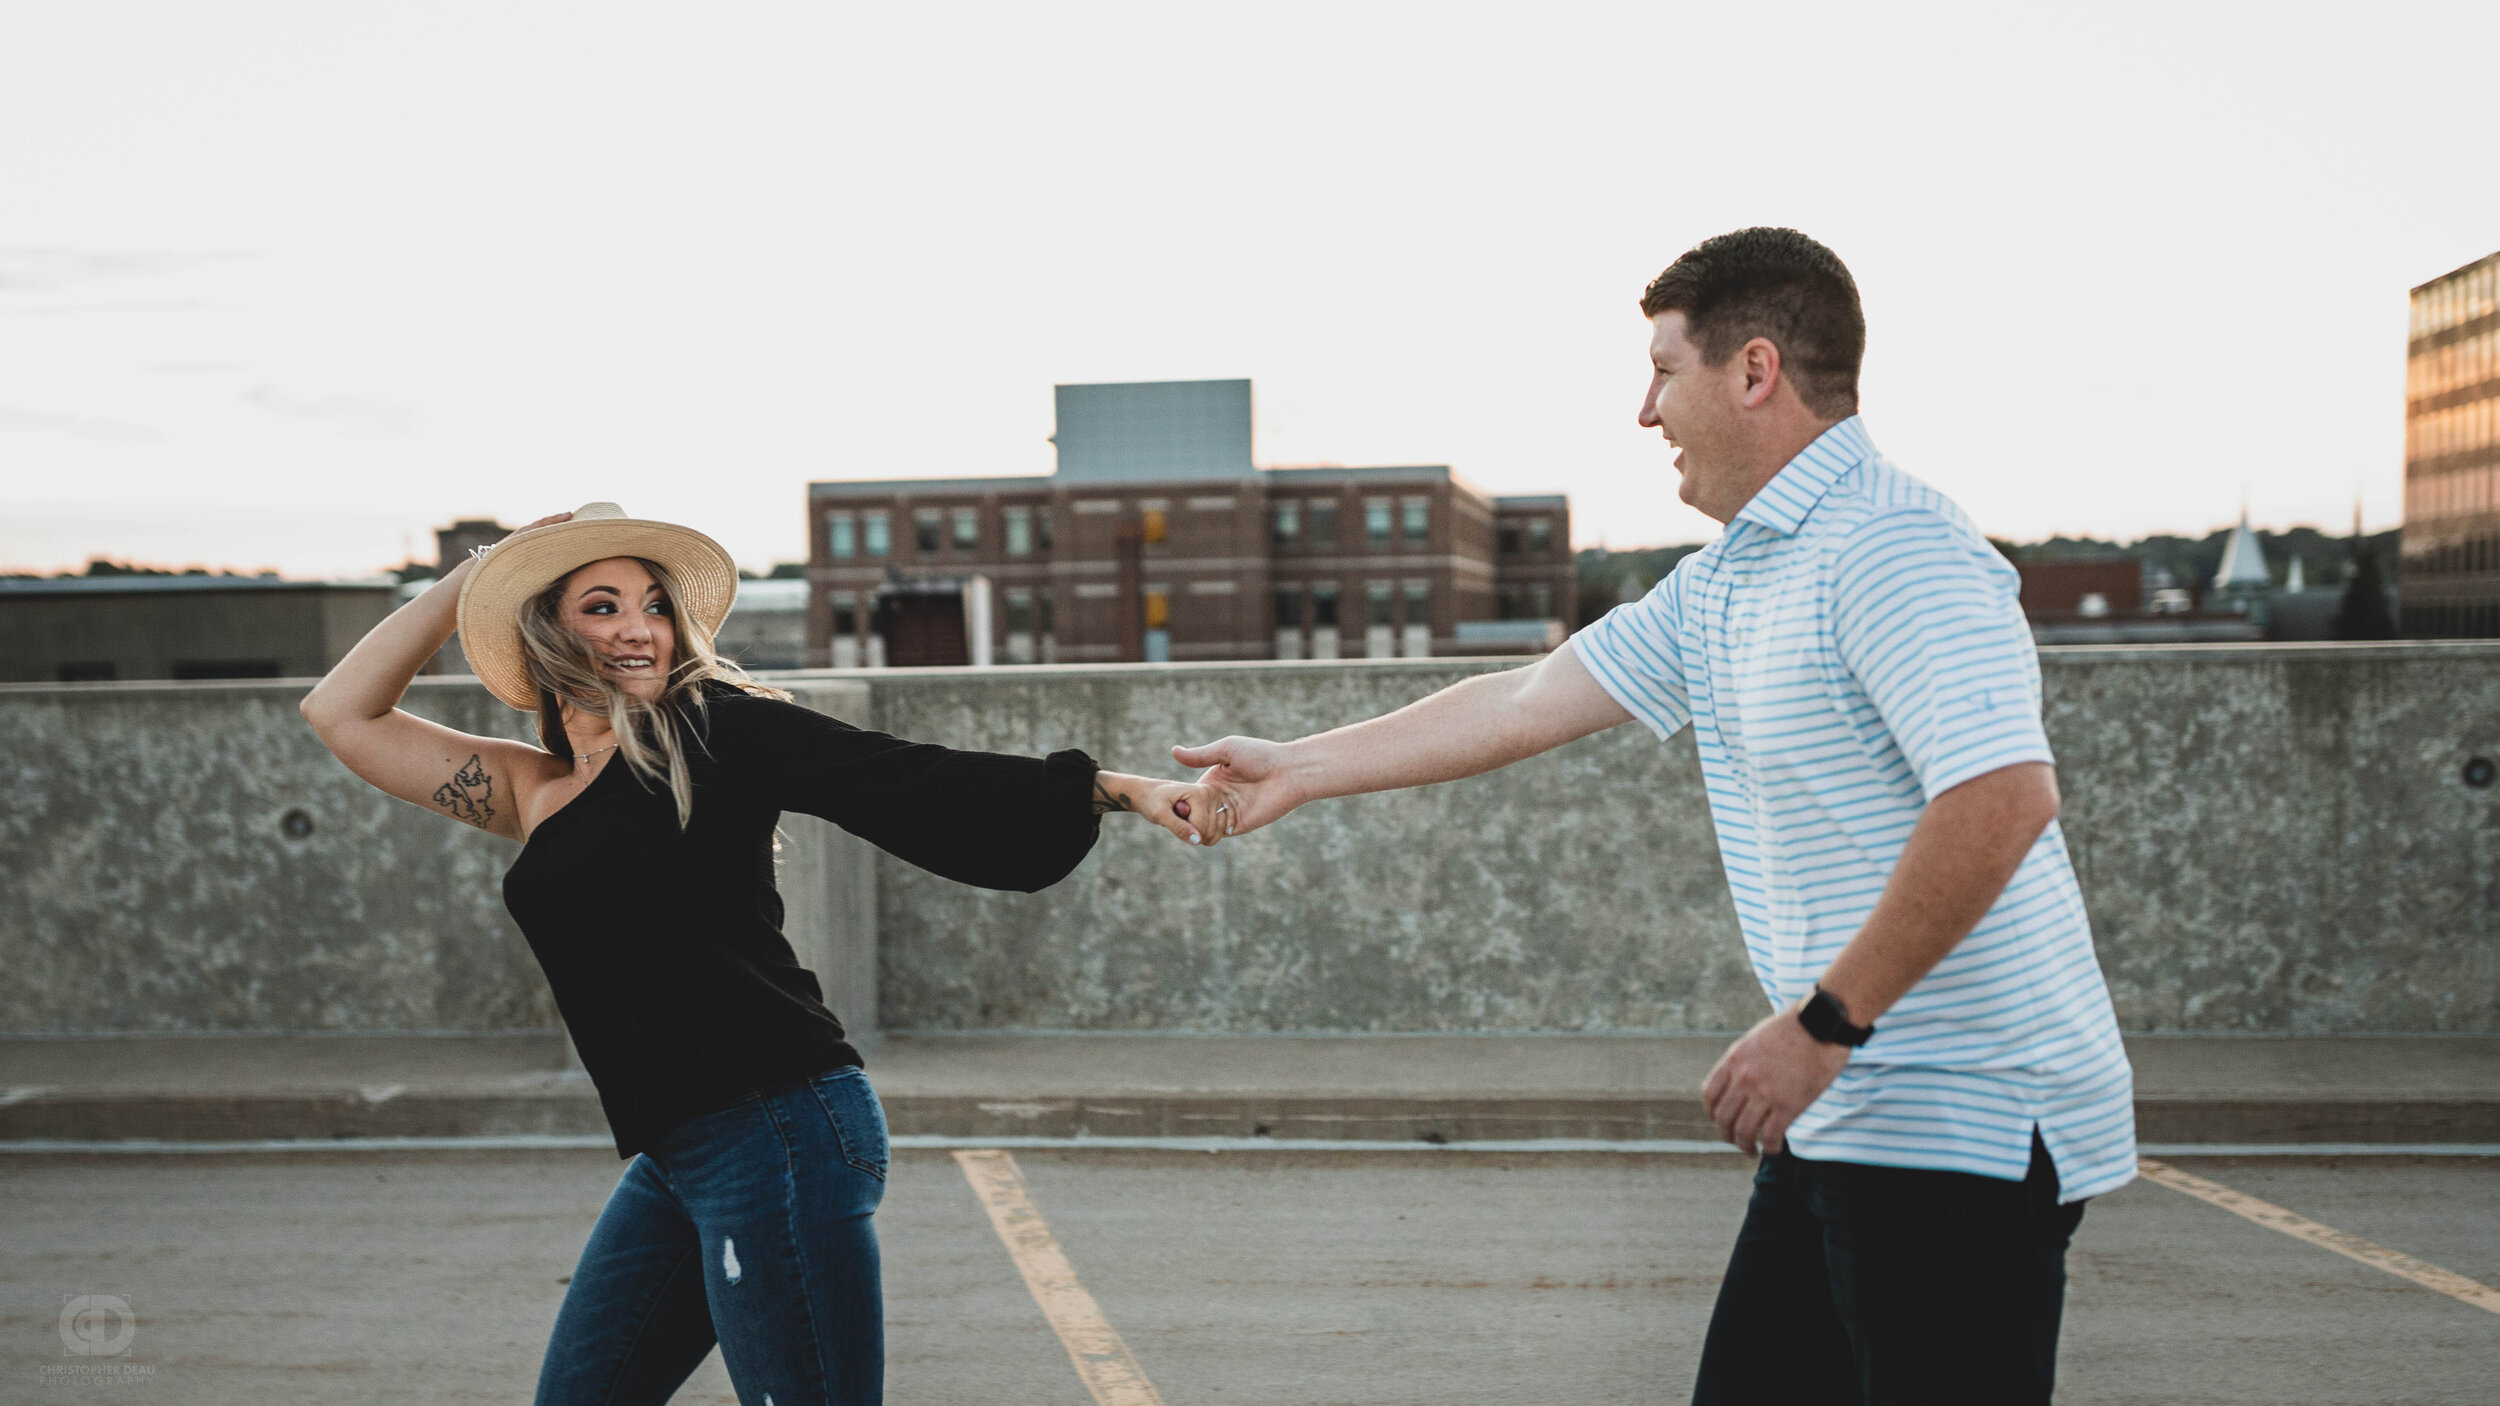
[2403,250,2500,636]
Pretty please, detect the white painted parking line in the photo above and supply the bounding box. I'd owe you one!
[954,1148,1167,1406]
[2138,1158,2500,1316]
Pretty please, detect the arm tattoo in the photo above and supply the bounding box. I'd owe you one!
[434,754,496,828]
[1090,778,1133,816]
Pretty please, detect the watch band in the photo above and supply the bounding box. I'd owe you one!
[1798,985,1875,1047]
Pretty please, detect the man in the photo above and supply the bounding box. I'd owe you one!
[1177,227,2135,1404]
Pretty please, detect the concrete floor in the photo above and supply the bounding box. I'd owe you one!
[2,1148,2493,1404]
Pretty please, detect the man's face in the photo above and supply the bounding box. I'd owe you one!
[1639,311,1753,522]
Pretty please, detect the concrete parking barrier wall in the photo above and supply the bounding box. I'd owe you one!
[4,643,2495,1038]
[0,677,880,1041]
[0,677,553,1034]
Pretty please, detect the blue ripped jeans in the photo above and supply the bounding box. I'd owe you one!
[535,1066,890,1406]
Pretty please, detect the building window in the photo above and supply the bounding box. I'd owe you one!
[1143,585,1171,662]
[1004,506,1033,557]
[1273,499,1301,548]
[1038,590,1054,636]
[1365,580,1392,623]
[1274,584,1302,629]
[1402,496,1429,547]
[952,507,980,553]
[914,508,942,554]
[1364,498,1392,548]
[1497,523,1521,556]
[1528,582,1553,619]
[1403,578,1430,622]
[1309,499,1339,548]
[1498,584,1524,620]
[1004,588,1034,635]
[863,510,891,558]
[827,511,856,560]
[1312,582,1339,628]
[1526,518,1552,556]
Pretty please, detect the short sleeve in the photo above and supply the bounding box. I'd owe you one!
[1570,563,1695,740]
[1830,509,2054,800]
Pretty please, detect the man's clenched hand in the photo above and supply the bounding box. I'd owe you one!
[1700,1003,1853,1155]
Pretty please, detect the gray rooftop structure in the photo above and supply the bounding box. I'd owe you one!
[0,574,394,596]
[0,575,402,683]
[1050,378,1253,482]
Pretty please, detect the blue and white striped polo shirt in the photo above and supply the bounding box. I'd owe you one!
[1574,416,2136,1202]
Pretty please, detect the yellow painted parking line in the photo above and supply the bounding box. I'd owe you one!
[954,1148,1168,1406]
[2138,1158,2500,1316]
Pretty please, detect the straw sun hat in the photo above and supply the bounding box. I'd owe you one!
[455,502,739,710]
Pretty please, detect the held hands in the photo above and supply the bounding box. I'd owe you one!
[1170,736,1302,840]
[1105,725,1310,850]
[1092,771,1230,848]
[1093,734,1302,852]
[1699,1001,1853,1156]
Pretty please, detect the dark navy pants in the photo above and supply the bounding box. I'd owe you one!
[1691,1129,2086,1406]
[534,1066,890,1406]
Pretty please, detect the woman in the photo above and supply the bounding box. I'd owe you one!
[299,502,1224,1405]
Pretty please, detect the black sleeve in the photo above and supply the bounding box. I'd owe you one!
[692,692,1102,892]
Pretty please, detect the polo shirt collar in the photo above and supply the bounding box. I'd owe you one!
[1730,415,1875,537]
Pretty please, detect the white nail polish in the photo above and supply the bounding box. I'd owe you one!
[1186,832,1201,844]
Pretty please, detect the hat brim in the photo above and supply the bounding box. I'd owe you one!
[455,516,739,710]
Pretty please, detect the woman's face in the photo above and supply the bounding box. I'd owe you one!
[557,557,676,703]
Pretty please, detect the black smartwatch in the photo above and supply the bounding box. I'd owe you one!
[1798,985,1875,1047]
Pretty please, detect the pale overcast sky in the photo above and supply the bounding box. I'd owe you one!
[4,2,2496,577]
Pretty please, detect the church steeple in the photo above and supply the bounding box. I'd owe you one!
[2210,505,2273,624]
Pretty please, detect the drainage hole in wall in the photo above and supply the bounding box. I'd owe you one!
[2465,758,2496,789]
[281,809,316,839]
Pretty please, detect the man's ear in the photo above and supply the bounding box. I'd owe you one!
[1738,337,1783,409]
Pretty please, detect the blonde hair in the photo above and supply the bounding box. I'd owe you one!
[517,556,791,828]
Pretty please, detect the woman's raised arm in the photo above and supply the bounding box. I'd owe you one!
[299,514,570,841]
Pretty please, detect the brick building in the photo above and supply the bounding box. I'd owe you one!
[2402,248,2500,636]
[804,380,1572,667]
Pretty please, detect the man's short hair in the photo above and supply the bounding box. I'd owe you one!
[1640,228,1865,419]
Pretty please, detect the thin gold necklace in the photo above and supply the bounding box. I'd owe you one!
[573,741,618,765]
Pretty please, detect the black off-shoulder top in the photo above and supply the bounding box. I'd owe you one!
[501,681,1101,1158]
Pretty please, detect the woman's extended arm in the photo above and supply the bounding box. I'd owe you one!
[697,697,1223,891]
[299,516,568,840]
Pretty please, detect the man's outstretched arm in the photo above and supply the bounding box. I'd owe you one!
[1173,640,1634,837]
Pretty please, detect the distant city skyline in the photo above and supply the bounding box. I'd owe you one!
[15,511,2399,583]
[6,4,2499,578]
